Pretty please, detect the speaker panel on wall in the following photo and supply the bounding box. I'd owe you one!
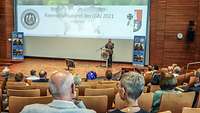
[186,20,195,42]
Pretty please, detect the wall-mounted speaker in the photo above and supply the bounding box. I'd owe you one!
[186,20,195,42]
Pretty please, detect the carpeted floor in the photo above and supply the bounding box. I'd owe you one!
[9,58,133,78]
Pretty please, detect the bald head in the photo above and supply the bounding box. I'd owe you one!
[49,71,74,100]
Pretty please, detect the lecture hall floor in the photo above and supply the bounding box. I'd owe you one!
[9,58,133,78]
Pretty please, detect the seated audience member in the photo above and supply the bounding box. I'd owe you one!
[187,69,200,88]
[15,72,25,82]
[172,66,181,77]
[147,65,153,71]
[26,69,39,80]
[20,71,96,113]
[149,65,160,85]
[105,70,113,80]
[74,74,81,86]
[85,71,97,81]
[188,69,200,107]
[32,70,48,82]
[110,72,148,113]
[151,69,178,113]
[1,66,10,78]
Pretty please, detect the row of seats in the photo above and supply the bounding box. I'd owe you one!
[2,78,200,113]
[6,90,200,113]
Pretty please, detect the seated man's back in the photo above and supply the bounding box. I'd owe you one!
[20,71,96,113]
[21,100,95,113]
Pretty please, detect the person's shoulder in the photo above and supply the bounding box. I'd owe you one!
[108,109,124,113]
[136,109,149,113]
[20,104,48,113]
[69,108,96,113]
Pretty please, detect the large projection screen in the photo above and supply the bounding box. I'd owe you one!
[16,0,150,63]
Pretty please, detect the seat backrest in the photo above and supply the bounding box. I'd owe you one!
[144,71,153,85]
[96,83,118,94]
[114,93,127,109]
[77,85,92,96]
[158,111,172,113]
[182,107,200,113]
[80,81,98,86]
[138,92,154,112]
[31,83,49,96]
[150,85,160,92]
[85,88,115,109]
[7,85,33,90]
[78,95,108,113]
[159,92,195,113]
[195,93,200,108]
[0,89,2,113]
[9,96,53,113]
[7,82,26,86]
[7,89,40,97]
[98,81,118,84]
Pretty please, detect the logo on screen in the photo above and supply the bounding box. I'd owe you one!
[21,9,39,30]
[133,10,142,32]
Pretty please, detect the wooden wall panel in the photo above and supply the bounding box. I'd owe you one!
[0,0,13,59]
[150,0,200,66]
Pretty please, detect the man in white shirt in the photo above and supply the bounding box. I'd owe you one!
[26,69,39,80]
[21,71,96,113]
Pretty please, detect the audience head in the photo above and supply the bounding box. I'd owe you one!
[39,70,47,78]
[195,69,200,78]
[147,65,153,71]
[105,70,112,80]
[86,71,97,81]
[49,71,75,100]
[30,69,36,76]
[153,64,159,71]
[119,72,144,101]
[15,72,24,82]
[73,74,81,86]
[173,66,181,74]
[160,68,177,90]
[108,38,112,42]
[2,66,10,76]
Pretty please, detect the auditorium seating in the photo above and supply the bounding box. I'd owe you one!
[6,82,26,86]
[149,85,160,92]
[9,96,53,113]
[78,95,108,113]
[0,89,2,113]
[159,92,195,113]
[7,89,40,97]
[95,83,118,94]
[84,88,115,109]
[31,82,49,96]
[81,81,98,86]
[114,93,127,109]
[77,85,92,96]
[2,65,200,113]
[98,80,119,84]
[182,107,200,113]
[6,85,33,90]
[138,93,154,112]
[158,111,172,113]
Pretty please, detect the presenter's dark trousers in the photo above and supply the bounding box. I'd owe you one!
[108,54,112,67]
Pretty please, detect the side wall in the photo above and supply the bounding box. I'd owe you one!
[150,0,200,66]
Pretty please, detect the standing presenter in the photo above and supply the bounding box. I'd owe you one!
[105,39,114,67]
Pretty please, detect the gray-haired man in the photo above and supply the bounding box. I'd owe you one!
[21,71,96,113]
